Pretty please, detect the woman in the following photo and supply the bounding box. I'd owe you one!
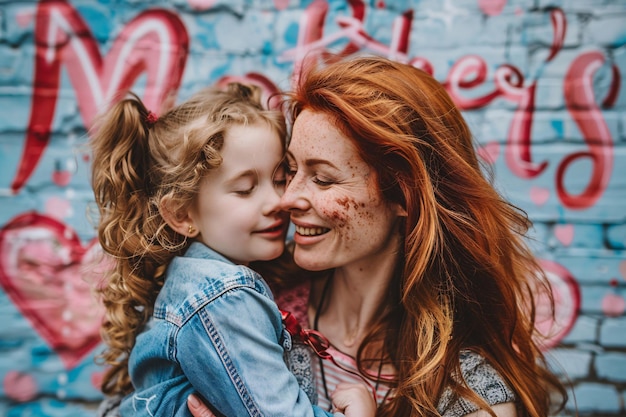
[188,55,567,416]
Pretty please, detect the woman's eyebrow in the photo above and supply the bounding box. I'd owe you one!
[286,152,339,170]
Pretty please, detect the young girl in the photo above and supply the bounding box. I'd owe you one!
[90,83,374,417]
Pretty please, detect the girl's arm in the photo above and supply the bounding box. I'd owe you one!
[177,286,336,417]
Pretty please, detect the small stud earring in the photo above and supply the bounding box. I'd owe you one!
[188,225,195,235]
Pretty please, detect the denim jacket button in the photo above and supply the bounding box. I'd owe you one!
[281,328,293,351]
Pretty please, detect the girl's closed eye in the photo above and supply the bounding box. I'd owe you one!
[234,186,255,196]
[232,179,256,196]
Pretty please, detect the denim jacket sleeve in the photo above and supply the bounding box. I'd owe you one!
[176,285,336,417]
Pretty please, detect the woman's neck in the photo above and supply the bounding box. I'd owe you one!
[310,256,397,356]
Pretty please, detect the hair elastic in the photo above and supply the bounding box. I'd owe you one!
[145,111,158,126]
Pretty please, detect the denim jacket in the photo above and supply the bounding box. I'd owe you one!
[120,242,338,417]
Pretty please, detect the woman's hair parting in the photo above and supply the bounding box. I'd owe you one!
[290,55,567,417]
[90,83,286,395]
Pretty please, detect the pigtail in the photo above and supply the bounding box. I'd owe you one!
[90,95,166,395]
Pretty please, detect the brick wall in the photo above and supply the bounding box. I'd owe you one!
[0,1,624,415]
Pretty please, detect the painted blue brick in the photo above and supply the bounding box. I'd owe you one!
[0,88,32,131]
[544,223,605,250]
[538,49,584,79]
[212,10,275,55]
[536,111,620,143]
[411,12,483,49]
[546,348,592,378]
[535,77,565,110]
[585,10,626,47]
[612,50,626,111]
[74,2,115,43]
[4,3,36,46]
[596,351,626,382]
[550,251,626,284]
[600,317,626,346]
[478,108,512,143]
[561,315,599,344]
[606,224,626,249]
[571,382,620,413]
[522,9,581,48]
[580,284,625,314]
[2,398,97,417]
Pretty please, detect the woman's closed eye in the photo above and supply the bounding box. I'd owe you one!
[273,165,287,189]
[312,176,335,187]
[285,166,297,185]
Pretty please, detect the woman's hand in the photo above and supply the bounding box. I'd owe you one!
[187,394,216,417]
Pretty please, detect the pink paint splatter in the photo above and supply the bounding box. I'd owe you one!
[554,224,574,247]
[602,293,626,317]
[52,170,72,187]
[478,0,507,16]
[273,0,290,10]
[476,141,500,164]
[186,0,217,11]
[530,186,550,206]
[44,196,73,220]
[3,371,38,402]
[91,370,105,390]
[15,9,35,28]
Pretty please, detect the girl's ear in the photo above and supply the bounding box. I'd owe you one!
[159,196,199,238]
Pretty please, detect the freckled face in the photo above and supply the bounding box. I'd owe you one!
[280,110,404,272]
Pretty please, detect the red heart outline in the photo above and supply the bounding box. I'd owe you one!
[0,212,108,369]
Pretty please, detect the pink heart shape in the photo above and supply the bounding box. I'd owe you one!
[0,212,108,369]
[530,186,550,206]
[3,371,38,402]
[478,0,507,16]
[554,224,574,247]
[602,293,626,317]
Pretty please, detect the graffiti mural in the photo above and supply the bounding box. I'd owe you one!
[0,0,624,416]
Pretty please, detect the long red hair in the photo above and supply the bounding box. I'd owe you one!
[288,56,567,417]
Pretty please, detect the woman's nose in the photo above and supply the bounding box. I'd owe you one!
[280,175,309,211]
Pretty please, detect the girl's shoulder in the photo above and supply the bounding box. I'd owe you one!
[438,350,516,417]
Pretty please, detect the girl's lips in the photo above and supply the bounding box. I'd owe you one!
[255,221,288,238]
